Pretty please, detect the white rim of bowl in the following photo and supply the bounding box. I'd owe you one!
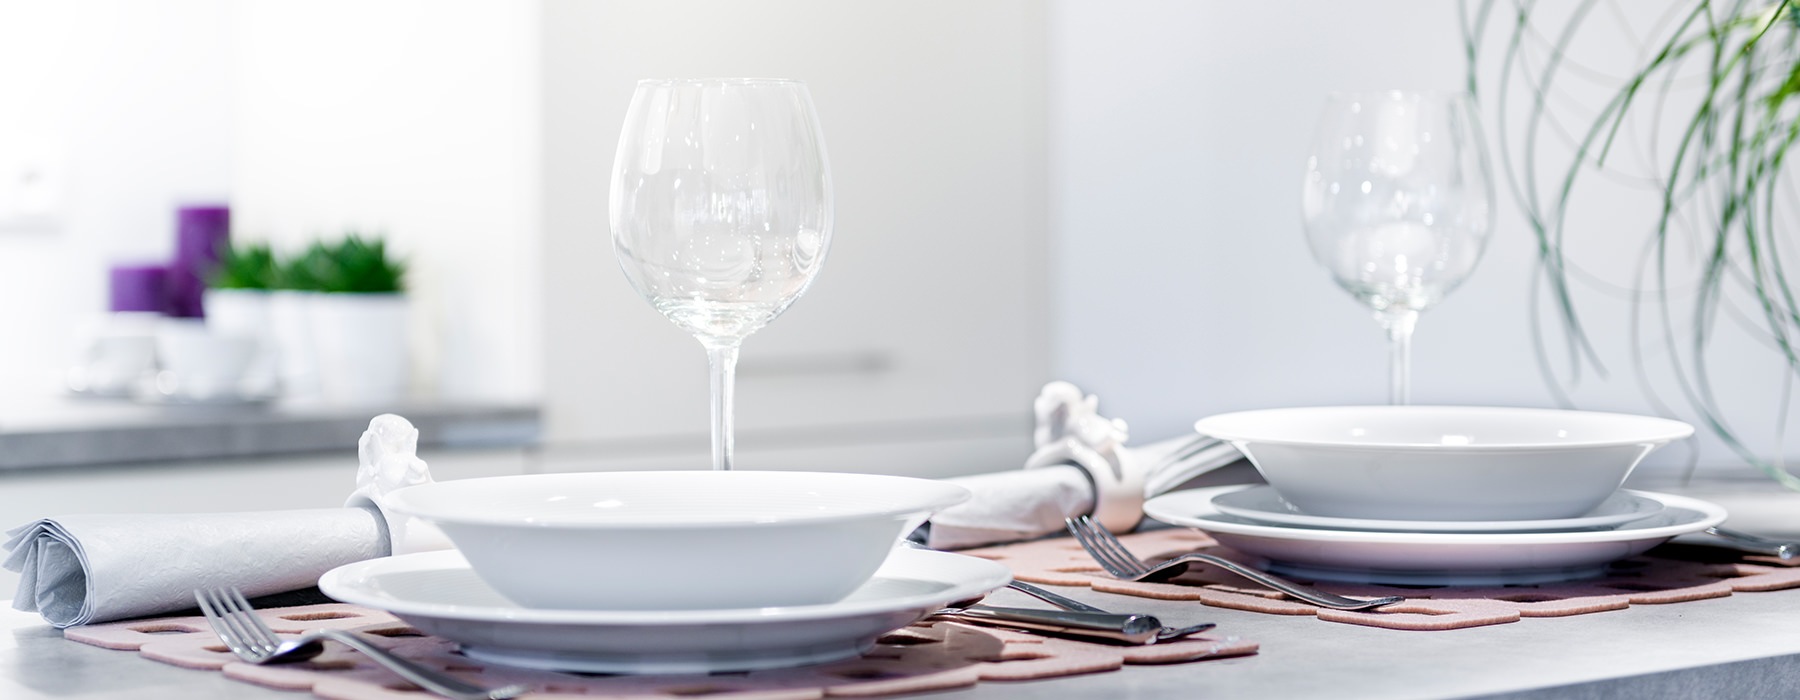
[382,470,972,530]
[1193,405,1695,451]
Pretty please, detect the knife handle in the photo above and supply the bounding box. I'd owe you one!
[940,605,1162,645]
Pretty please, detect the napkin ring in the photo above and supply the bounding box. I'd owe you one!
[1024,438,1146,533]
[345,414,452,555]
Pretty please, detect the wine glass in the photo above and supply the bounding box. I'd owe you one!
[610,78,833,470]
[1301,91,1494,404]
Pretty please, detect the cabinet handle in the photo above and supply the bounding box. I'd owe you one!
[737,351,893,378]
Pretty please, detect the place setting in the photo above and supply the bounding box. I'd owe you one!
[937,395,1800,635]
[316,470,1004,675]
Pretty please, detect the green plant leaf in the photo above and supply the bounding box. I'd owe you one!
[208,241,277,290]
[271,234,407,293]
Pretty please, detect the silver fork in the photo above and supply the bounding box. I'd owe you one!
[1064,516,1402,611]
[194,588,529,700]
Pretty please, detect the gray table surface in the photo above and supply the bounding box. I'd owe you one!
[6,559,1800,700]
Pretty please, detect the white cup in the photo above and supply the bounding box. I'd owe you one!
[67,312,161,395]
[154,319,256,400]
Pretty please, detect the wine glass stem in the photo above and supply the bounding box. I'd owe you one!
[1379,310,1418,406]
[705,341,741,471]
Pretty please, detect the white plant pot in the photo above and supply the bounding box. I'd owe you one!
[270,291,320,398]
[309,293,411,404]
[203,289,278,396]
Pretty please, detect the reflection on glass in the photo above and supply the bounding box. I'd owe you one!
[611,78,834,469]
[1302,91,1493,404]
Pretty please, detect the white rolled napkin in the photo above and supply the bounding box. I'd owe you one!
[4,508,388,628]
[926,465,1096,550]
[924,382,1243,550]
[3,414,446,628]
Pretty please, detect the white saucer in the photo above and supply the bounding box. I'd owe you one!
[1211,486,1664,533]
[317,547,1011,675]
[1143,486,1726,586]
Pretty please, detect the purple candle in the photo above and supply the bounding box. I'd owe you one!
[167,204,230,318]
[108,263,170,313]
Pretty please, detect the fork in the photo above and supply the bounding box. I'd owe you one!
[194,588,529,700]
[1064,516,1402,611]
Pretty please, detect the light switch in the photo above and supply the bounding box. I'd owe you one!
[0,150,64,233]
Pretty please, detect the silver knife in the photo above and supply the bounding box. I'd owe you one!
[1703,526,1798,559]
[932,604,1166,645]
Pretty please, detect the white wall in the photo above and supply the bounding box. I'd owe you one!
[0,0,233,393]
[230,0,541,401]
[1048,0,1794,474]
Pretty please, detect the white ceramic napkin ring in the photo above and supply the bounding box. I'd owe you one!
[344,414,451,555]
[1023,439,1146,533]
[1025,381,1147,533]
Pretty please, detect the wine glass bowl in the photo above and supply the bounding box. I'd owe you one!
[611,78,833,469]
[1301,90,1493,404]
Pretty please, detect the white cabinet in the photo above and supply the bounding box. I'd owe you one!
[540,0,1050,475]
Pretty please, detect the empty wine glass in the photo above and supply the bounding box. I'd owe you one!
[610,78,833,470]
[1301,90,1494,404]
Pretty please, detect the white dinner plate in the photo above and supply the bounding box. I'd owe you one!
[1144,486,1726,586]
[1211,486,1664,533]
[317,546,1010,675]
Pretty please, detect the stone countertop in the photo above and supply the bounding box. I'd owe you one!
[0,397,540,471]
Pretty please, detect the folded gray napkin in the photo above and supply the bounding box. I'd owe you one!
[0,414,442,629]
[4,508,389,628]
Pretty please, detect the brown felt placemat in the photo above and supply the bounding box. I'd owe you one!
[65,603,1256,699]
[960,529,1800,631]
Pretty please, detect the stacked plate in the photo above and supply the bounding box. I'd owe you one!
[1143,406,1724,586]
[319,546,1008,675]
[317,471,1007,674]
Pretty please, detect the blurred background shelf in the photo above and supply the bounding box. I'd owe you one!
[0,398,539,471]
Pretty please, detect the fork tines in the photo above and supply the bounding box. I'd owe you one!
[1065,516,1144,578]
[195,587,275,660]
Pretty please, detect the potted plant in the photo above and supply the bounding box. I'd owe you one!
[303,234,411,403]
[202,241,280,396]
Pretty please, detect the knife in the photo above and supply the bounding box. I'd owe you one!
[931,604,1166,645]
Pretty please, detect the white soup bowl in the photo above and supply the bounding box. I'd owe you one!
[1193,406,1693,521]
[382,470,970,611]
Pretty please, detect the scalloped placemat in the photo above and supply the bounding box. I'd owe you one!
[960,530,1800,631]
[64,603,1256,699]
